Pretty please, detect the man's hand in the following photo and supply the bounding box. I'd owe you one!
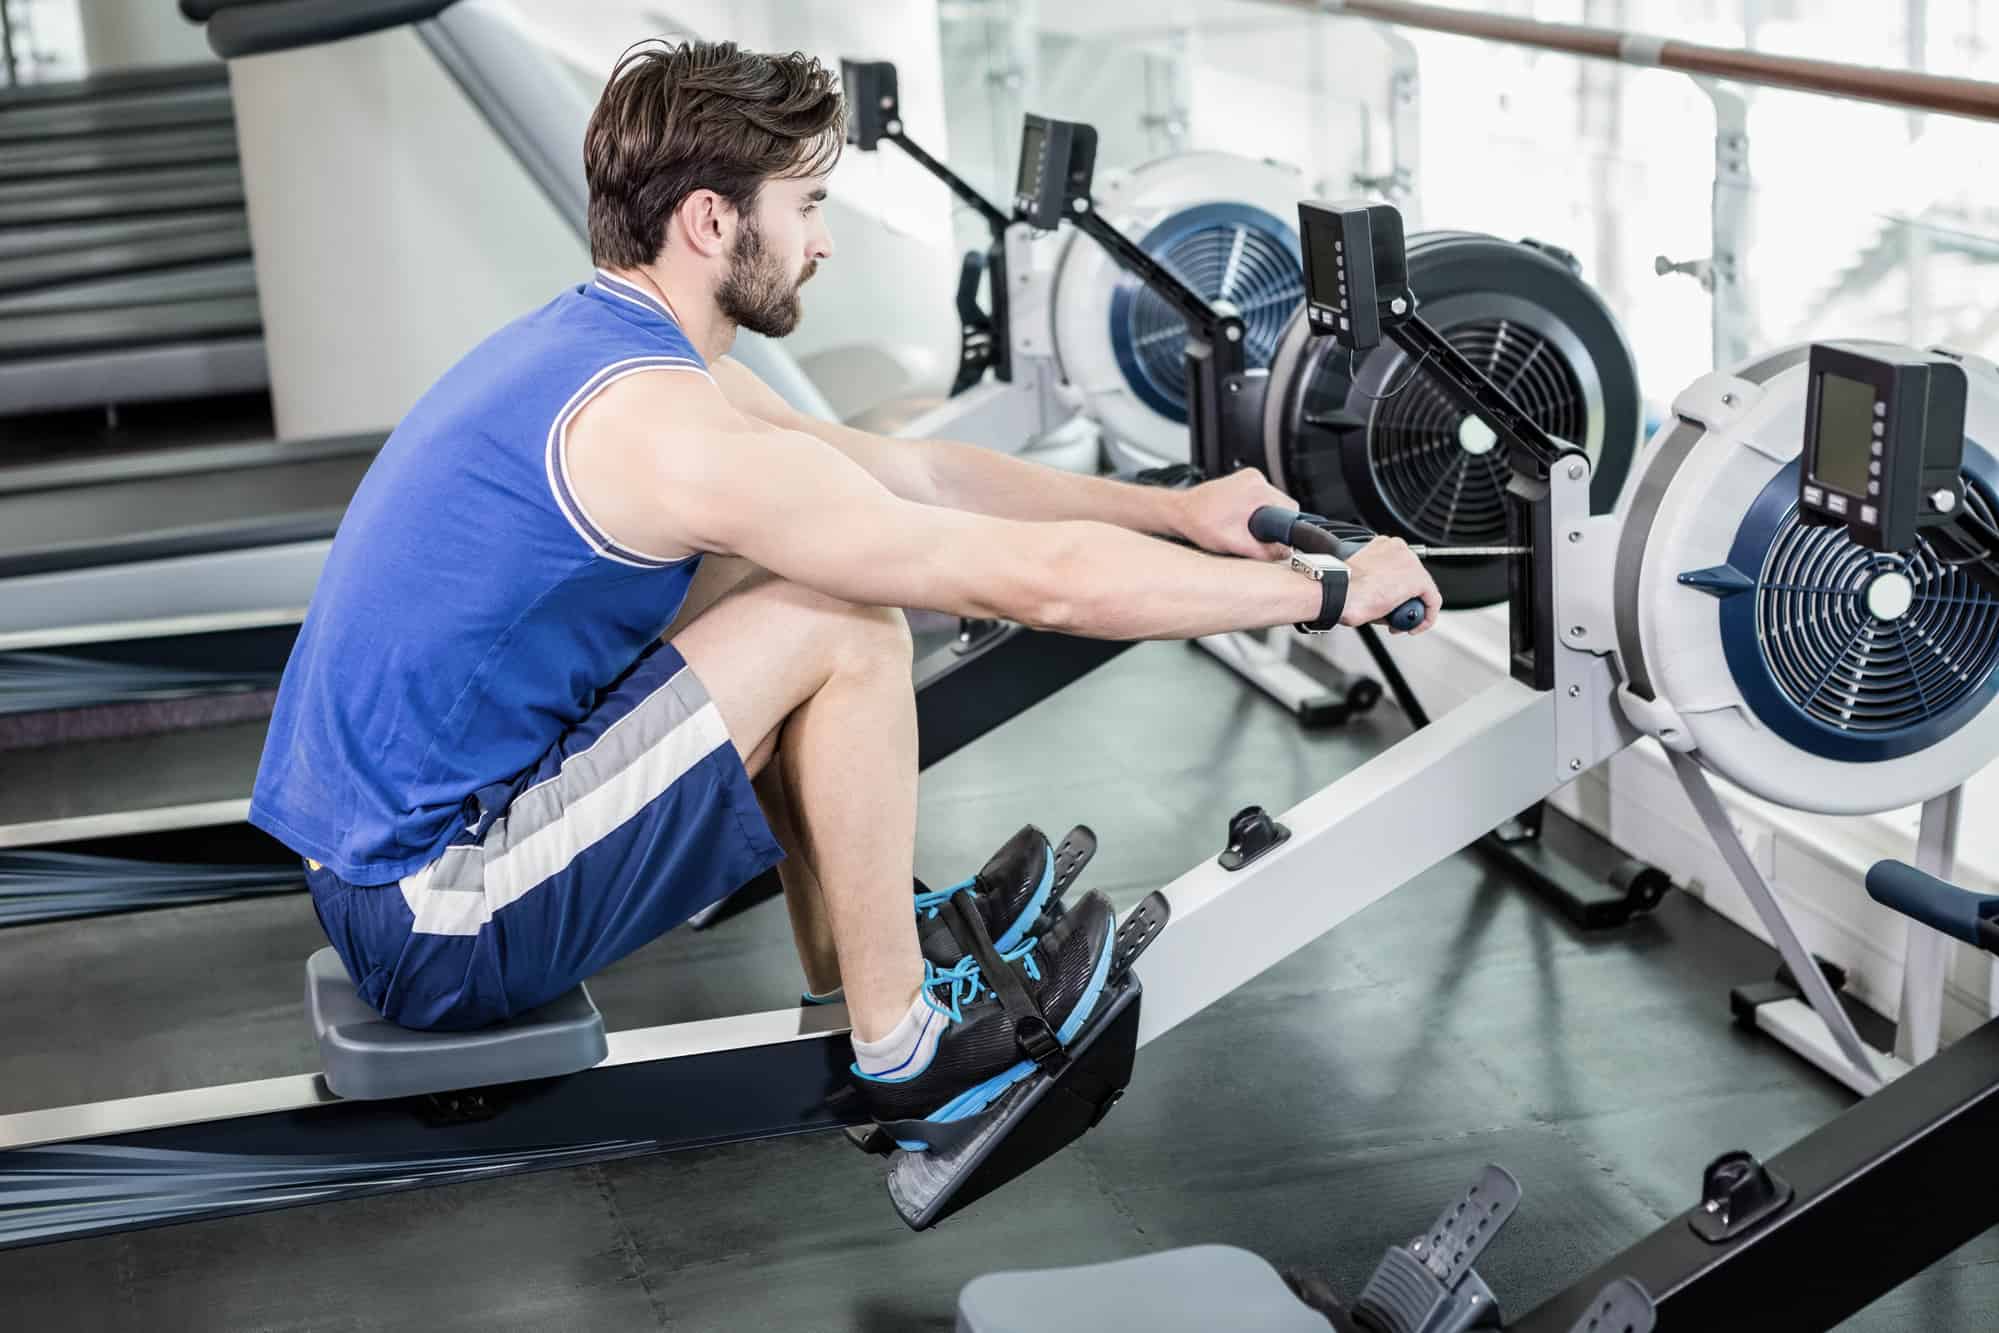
[1173,468,1300,560]
[1341,536,1442,634]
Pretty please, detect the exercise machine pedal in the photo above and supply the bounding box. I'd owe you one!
[1352,1164,1520,1332]
[848,890,1171,1230]
[1014,825,1100,940]
[1346,1164,1657,1333]
[1050,824,1098,897]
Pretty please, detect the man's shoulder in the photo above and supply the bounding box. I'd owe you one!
[574,357,740,451]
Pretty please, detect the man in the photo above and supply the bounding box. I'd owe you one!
[251,40,1439,1143]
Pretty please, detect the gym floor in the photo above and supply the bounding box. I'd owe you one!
[4,639,1995,1331]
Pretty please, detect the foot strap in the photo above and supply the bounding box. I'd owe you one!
[943,892,1066,1073]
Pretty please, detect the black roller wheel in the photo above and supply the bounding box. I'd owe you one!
[1606,857,1671,916]
[1344,677,1383,714]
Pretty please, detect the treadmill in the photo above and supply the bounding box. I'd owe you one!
[0,435,384,885]
[0,61,267,422]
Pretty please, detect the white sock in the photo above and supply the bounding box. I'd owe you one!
[801,984,844,1006]
[851,988,943,1079]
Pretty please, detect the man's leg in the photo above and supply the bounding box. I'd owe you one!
[752,759,841,995]
[666,558,843,997]
[670,575,920,1043]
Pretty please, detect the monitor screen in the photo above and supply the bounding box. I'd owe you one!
[1812,371,1877,497]
[1302,215,1342,309]
[1017,122,1046,201]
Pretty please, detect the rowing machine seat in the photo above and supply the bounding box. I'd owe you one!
[305,947,607,1100]
[957,1246,1329,1333]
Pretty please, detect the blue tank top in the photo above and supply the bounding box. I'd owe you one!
[251,272,711,882]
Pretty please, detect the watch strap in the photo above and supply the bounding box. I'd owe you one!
[1297,565,1348,633]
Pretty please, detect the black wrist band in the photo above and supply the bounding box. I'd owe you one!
[1319,572,1345,629]
[1295,566,1349,634]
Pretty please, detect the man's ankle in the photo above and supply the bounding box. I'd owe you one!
[849,985,935,1076]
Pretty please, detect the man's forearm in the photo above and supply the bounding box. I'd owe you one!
[919,436,1187,537]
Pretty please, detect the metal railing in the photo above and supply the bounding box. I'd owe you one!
[1275,0,1999,124]
[1,0,19,89]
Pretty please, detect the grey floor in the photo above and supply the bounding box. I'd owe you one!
[3,640,1996,1330]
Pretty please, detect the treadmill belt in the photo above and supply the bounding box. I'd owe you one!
[0,438,381,575]
[0,260,258,316]
[0,63,226,109]
[0,225,253,299]
[0,718,269,848]
[0,209,246,261]
[0,295,263,362]
[0,164,245,227]
[0,88,236,144]
[0,125,241,180]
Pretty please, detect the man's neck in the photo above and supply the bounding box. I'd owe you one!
[607,263,736,364]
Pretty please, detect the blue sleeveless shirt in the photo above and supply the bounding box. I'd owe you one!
[251,272,711,882]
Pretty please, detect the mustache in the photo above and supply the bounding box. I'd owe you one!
[797,260,818,286]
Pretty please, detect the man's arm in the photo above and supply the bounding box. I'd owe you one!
[709,356,1290,560]
[568,370,1440,639]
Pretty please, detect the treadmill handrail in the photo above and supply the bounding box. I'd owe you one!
[200,0,460,60]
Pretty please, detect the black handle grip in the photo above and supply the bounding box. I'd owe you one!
[1249,506,1426,632]
[1248,504,1299,545]
[1865,859,1998,949]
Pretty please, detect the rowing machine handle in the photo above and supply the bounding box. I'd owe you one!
[1250,506,1426,632]
[1865,860,1999,954]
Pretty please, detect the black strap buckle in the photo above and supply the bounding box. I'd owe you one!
[1014,1014,1067,1073]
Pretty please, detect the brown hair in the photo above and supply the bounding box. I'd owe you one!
[584,40,844,269]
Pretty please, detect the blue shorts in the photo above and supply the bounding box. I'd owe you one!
[306,641,783,1031]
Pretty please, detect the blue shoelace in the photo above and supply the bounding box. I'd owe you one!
[918,939,1043,1023]
[913,876,976,921]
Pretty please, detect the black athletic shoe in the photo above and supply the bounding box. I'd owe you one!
[915,825,1069,969]
[854,890,1119,1141]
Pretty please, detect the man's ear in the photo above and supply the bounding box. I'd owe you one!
[674,189,735,260]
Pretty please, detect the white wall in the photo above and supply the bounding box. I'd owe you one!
[230,2,965,431]
[77,1,215,72]
[497,0,963,405]
[228,25,590,438]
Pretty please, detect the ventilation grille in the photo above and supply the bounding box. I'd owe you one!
[1368,320,1587,544]
[1757,483,1999,735]
[1121,213,1302,420]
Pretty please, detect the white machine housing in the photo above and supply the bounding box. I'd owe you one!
[1047,151,1313,470]
[1605,345,1999,815]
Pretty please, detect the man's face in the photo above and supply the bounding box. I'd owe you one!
[716,174,832,339]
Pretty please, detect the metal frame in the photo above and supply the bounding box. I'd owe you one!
[1714,774,1965,1097]
[1514,1011,1999,1332]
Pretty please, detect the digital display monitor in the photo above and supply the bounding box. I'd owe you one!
[1811,371,1878,497]
[1016,122,1046,201]
[1301,213,1343,310]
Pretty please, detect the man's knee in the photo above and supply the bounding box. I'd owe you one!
[821,595,912,676]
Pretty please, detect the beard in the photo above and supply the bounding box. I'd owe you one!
[716,213,815,338]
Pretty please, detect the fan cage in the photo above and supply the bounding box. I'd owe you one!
[1113,203,1303,423]
[1754,481,1999,738]
[1365,319,1588,545]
